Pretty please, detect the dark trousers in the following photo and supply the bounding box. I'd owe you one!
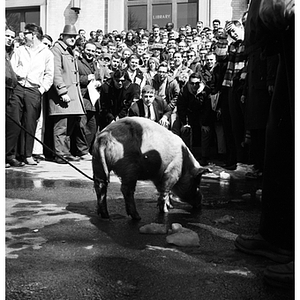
[80,111,97,152]
[6,88,18,159]
[220,88,236,165]
[6,84,41,159]
[43,99,55,159]
[259,20,294,252]
[249,128,266,172]
[190,115,211,158]
[228,84,247,163]
[53,115,89,157]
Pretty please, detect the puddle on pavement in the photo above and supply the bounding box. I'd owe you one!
[11,210,39,217]
[6,198,90,259]
[6,172,92,190]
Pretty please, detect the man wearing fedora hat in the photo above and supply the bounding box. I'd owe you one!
[47,24,90,164]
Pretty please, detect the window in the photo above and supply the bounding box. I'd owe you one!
[128,5,147,30]
[152,4,172,28]
[177,2,197,28]
[6,8,40,35]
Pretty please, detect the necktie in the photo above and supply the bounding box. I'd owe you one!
[147,105,151,119]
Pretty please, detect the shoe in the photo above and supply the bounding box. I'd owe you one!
[234,234,293,264]
[25,156,38,165]
[64,155,80,162]
[32,154,45,162]
[54,157,67,164]
[80,153,92,161]
[6,158,25,167]
[264,261,294,289]
[224,164,237,170]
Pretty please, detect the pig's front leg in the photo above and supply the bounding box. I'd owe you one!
[157,192,173,213]
[121,181,141,220]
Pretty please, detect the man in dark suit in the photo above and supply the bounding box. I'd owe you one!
[129,85,171,128]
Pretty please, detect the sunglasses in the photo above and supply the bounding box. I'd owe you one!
[189,82,200,86]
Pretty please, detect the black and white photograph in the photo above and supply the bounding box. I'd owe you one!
[4,0,295,299]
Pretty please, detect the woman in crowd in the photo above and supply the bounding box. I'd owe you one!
[124,30,136,50]
[144,56,159,85]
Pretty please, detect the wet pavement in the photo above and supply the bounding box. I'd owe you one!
[5,158,294,299]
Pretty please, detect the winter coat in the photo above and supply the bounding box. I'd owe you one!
[47,40,85,116]
[77,56,98,112]
[244,0,279,130]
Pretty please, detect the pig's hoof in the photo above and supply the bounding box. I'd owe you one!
[97,208,110,219]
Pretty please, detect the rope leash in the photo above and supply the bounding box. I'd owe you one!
[5,112,95,182]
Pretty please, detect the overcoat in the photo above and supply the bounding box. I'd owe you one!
[77,56,98,112]
[47,40,85,116]
[244,0,278,130]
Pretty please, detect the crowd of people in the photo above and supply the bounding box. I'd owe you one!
[6,16,272,175]
[5,0,294,289]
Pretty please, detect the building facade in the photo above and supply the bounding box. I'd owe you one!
[5,0,248,41]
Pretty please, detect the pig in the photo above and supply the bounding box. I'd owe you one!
[92,117,207,220]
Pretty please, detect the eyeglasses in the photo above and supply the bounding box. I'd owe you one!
[189,82,200,86]
[43,43,51,48]
[115,78,125,82]
[24,31,33,35]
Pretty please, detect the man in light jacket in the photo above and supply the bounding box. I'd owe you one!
[8,23,54,166]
